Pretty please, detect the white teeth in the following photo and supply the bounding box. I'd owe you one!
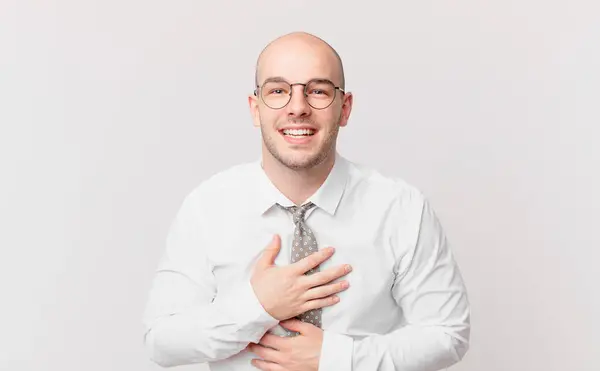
[282,128,315,136]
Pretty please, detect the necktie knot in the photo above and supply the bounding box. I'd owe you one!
[284,202,316,224]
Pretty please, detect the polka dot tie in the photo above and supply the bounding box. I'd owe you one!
[279,201,322,336]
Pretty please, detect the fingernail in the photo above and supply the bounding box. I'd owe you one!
[346,265,352,272]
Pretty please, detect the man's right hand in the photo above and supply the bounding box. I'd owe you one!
[250,234,352,321]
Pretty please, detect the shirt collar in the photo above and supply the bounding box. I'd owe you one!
[254,152,349,216]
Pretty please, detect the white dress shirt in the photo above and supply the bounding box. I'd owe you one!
[142,152,470,371]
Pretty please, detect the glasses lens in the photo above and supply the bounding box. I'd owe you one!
[305,80,336,109]
[261,81,291,109]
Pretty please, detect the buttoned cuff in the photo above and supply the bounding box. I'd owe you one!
[318,330,354,371]
[215,279,280,342]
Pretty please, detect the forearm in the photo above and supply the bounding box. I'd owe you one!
[143,278,279,367]
[320,323,469,371]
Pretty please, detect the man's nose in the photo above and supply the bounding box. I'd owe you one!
[286,85,311,117]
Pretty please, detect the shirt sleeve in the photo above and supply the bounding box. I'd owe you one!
[318,195,471,371]
[142,191,280,367]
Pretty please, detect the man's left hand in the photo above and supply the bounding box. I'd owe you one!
[247,319,323,371]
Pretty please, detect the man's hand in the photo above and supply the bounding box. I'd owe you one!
[247,319,323,371]
[251,234,352,321]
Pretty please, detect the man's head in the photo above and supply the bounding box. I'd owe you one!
[249,32,353,171]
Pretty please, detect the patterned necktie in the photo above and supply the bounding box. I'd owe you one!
[279,201,322,336]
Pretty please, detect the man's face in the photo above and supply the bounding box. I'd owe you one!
[249,41,352,170]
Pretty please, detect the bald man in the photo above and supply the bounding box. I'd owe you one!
[142,32,470,371]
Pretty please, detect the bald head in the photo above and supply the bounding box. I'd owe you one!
[254,32,345,90]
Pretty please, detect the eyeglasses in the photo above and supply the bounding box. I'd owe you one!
[254,78,345,110]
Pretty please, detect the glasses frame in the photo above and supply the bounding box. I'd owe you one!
[253,78,345,110]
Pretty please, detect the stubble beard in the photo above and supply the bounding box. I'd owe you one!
[261,117,340,171]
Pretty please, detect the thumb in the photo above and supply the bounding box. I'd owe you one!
[258,235,281,268]
[280,318,312,334]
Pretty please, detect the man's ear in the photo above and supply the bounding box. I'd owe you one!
[338,92,353,128]
[248,95,261,128]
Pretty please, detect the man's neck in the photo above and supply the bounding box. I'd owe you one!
[261,150,336,206]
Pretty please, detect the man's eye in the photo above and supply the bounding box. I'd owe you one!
[270,89,284,94]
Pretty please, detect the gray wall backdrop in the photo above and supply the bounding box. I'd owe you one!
[1,1,598,370]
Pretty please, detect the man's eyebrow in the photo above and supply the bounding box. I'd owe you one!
[259,76,337,85]
[310,78,335,85]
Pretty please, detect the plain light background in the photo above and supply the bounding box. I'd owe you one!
[1,1,598,370]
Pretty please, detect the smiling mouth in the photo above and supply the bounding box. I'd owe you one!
[279,128,317,137]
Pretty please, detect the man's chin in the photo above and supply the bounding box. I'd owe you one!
[276,152,328,170]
